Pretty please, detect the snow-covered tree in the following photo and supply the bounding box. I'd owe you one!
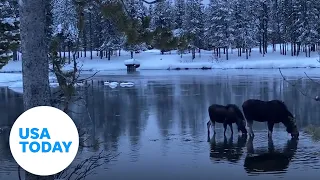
[52,0,78,43]
[173,0,185,29]
[183,0,204,59]
[151,0,177,53]
[0,0,20,69]
[296,0,320,57]
[268,0,282,51]
[152,0,173,29]
[233,0,258,59]
[206,0,235,59]
[122,0,150,57]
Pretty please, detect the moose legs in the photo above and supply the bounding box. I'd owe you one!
[207,119,234,137]
[268,121,274,138]
[207,120,216,137]
[246,120,275,138]
[223,122,233,136]
[247,120,254,137]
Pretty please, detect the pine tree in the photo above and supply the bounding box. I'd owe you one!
[269,0,282,52]
[206,0,235,60]
[52,0,78,43]
[184,0,204,59]
[233,0,258,59]
[122,0,150,58]
[173,0,185,29]
[152,0,177,53]
[256,0,271,55]
[296,0,320,57]
[0,0,20,69]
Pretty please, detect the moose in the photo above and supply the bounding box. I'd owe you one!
[242,99,299,139]
[207,104,247,137]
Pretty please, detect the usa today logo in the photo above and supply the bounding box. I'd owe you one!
[9,106,79,176]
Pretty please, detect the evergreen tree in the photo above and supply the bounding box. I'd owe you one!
[184,0,204,59]
[296,0,320,57]
[0,0,20,69]
[122,0,150,57]
[233,0,258,59]
[52,0,78,43]
[256,0,271,55]
[268,0,282,51]
[173,0,185,29]
[152,0,177,53]
[206,0,235,59]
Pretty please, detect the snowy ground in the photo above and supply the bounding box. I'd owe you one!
[1,44,320,73]
[0,74,59,94]
[1,44,320,93]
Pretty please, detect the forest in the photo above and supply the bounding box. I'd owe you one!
[1,0,320,68]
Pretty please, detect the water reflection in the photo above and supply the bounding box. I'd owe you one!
[209,134,247,163]
[0,71,320,180]
[0,88,23,127]
[244,136,298,174]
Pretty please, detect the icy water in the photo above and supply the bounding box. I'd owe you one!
[1,70,320,180]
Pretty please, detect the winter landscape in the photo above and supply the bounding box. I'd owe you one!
[1,0,320,180]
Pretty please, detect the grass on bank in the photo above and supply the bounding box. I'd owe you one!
[303,125,320,141]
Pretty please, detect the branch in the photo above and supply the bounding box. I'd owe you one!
[55,151,121,180]
[304,72,320,87]
[279,68,320,101]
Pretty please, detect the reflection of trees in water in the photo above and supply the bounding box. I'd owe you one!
[0,88,23,163]
[0,88,18,178]
[153,84,175,138]
[0,128,11,160]
[123,87,148,162]
[209,134,247,163]
[82,85,149,161]
[0,88,23,127]
[244,136,298,174]
[178,78,207,138]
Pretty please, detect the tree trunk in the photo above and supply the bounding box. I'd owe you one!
[226,47,229,60]
[19,0,53,179]
[13,51,18,61]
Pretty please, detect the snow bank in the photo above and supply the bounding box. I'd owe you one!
[5,82,61,94]
[0,73,58,94]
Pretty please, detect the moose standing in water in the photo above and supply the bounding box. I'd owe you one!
[242,99,299,139]
[207,104,247,137]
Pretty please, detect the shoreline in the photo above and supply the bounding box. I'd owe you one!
[1,68,320,94]
[1,65,320,74]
